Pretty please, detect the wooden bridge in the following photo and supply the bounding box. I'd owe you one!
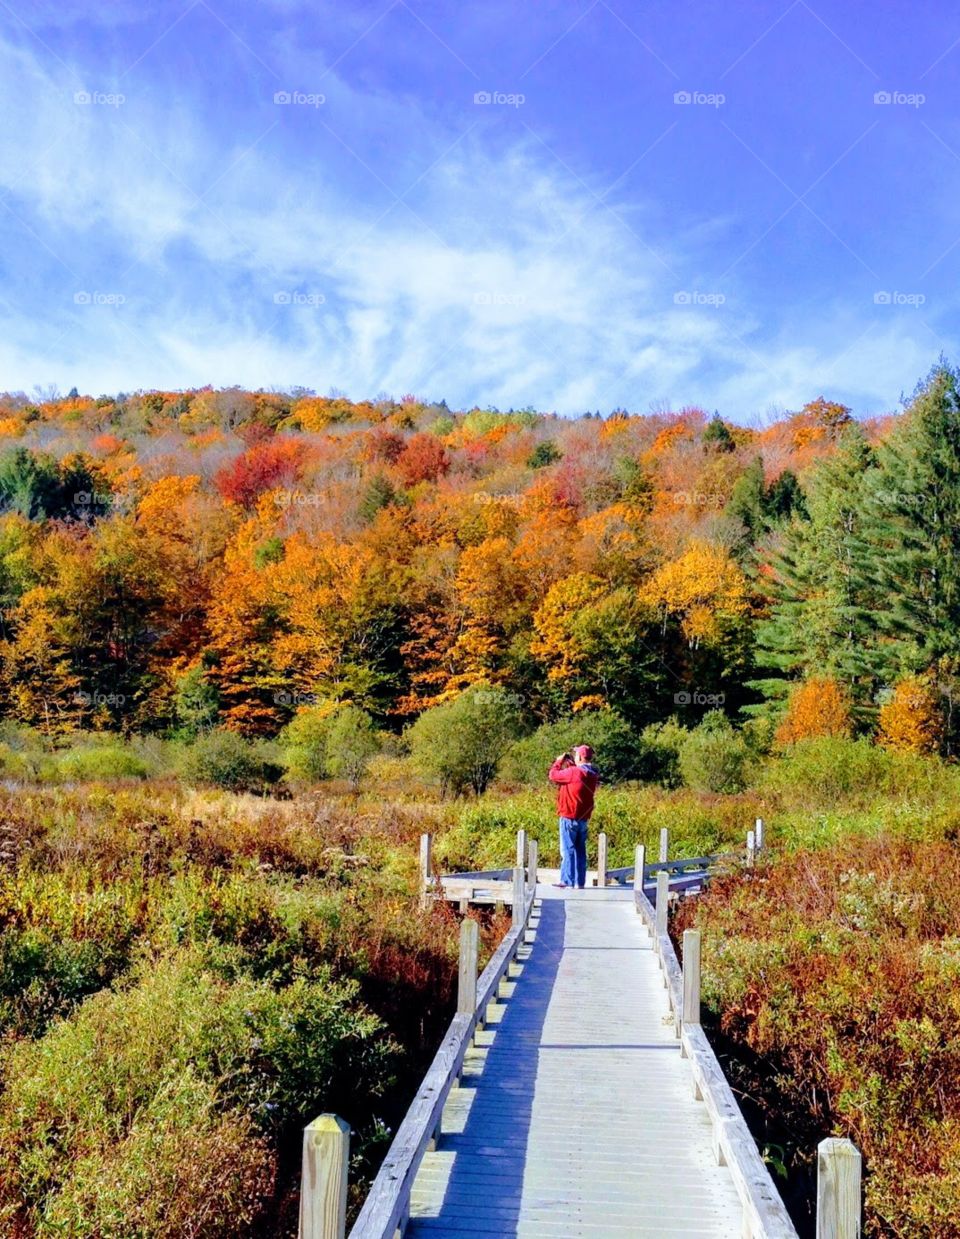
[298,829,863,1239]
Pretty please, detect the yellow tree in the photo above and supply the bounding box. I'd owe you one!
[877,676,943,754]
[447,536,525,690]
[775,676,853,746]
[1,587,82,734]
[639,541,750,648]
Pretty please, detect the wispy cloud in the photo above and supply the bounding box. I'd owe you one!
[0,5,948,416]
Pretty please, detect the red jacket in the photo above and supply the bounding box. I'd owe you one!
[548,759,600,820]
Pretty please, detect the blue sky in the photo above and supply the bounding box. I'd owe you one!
[1,0,959,419]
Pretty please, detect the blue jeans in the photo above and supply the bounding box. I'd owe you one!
[559,817,588,888]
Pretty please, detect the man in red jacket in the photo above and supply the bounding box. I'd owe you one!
[548,744,600,889]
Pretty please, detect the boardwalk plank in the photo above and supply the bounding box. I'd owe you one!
[406,894,744,1238]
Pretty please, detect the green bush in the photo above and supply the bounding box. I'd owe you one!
[281,704,380,787]
[638,718,688,787]
[759,736,953,808]
[406,685,522,795]
[179,730,277,793]
[56,745,153,781]
[500,710,643,785]
[678,711,751,793]
[0,947,394,1237]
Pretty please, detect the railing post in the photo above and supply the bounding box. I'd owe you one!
[633,843,645,894]
[655,869,669,938]
[457,917,479,1014]
[511,865,524,927]
[419,833,432,908]
[527,837,538,890]
[816,1137,861,1239]
[746,829,756,868]
[299,1114,349,1239]
[659,827,669,863]
[755,816,764,851]
[682,929,701,1026]
[597,831,607,888]
[516,828,527,870]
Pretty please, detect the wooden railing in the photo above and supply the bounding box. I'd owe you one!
[298,825,863,1239]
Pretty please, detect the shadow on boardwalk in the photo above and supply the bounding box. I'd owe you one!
[413,900,566,1237]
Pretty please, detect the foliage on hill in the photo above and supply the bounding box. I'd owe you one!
[1,374,949,751]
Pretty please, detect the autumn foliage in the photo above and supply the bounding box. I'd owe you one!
[775,676,853,746]
[877,675,944,754]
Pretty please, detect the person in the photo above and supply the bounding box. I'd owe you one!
[548,744,600,889]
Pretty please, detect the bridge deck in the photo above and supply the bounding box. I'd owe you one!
[407,888,743,1237]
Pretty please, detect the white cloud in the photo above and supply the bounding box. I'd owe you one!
[0,27,942,417]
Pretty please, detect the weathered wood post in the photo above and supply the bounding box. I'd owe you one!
[746,829,756,868]
[597,831,607,888]
[511,864,525,927]
[682,929,701,1026]
[299,1114,349,1239]
[655,869,669,938]
[457,917,479,1015]
[419,832,432,908]
[633,843,646,894]
[816,1137,861,1239]
[755,816,764,851]
[527,837,538,890]
[516,828,527,870]
[659,827,669,863]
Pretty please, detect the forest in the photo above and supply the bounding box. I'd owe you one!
[2,366,960,1236]
[0,363,957,754]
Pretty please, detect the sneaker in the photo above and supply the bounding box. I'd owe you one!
[552,882,569,888]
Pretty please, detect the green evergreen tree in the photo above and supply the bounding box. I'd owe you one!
[854,362,960,745]
[747,424,877,720]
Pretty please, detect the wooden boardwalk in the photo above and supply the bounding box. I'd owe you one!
[406,888,743,1238]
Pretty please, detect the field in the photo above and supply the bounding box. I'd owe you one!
[1,735,958,1236]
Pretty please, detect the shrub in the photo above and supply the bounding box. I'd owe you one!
[179,730,276,792]
[0,948,393,1236]
[638,718,688,787]
[282,703,379,788]
[774,676,852,746]
[406,685,522,795]
[323,706,381,790]
[56,744,152,781]
[499,710,643,785]
[758,735,947,808]
[878,675,944,754]
[678,711,750,793]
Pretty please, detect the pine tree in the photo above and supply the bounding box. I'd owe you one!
[855,362,960,746]
[748,424,877,719]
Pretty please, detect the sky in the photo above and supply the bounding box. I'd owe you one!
[1,0,959,420]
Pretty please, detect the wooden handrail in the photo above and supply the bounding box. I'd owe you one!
[635,870,799,1238]
[348,887,538,1239]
